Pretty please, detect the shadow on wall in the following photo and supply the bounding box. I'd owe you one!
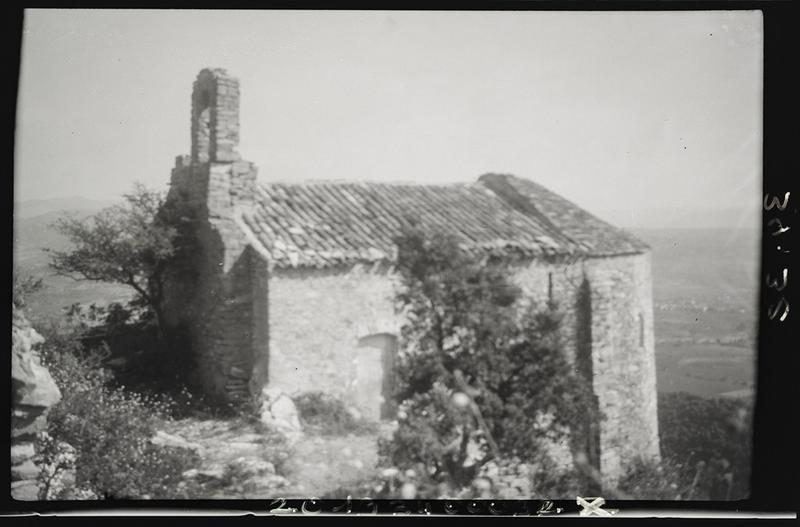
[163,211,267,404]
[575,275,601,493]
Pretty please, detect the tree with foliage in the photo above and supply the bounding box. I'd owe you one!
[48,183,193,337]
[381,223,596,493]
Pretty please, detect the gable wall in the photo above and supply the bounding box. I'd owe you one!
[261,263,401,416]
[584,252,660,486]
[513,253,660,486]
[258,253,659,487]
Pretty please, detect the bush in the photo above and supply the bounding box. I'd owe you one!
[323,460,443,500]
[618,457,696,500]
[46,301,225,420]
[36,319,199,499]
[13,270,43,310]
[324,453,583,500]
[618,392,753,500]
[292,391,377,436]
[658,393,752,475]
[376,224,596,494]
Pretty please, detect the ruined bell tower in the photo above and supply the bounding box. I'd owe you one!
[191,68,241,164]
[168,68,258,222]
[164,68,268,403]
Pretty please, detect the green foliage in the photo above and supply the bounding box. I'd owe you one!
[324,452,585,500]
[381,383,477,486]
[47,182,195,332]
[617,457,690,500]
[36,321,199,499]
[382,224,595,491]
[658,392,752,476]
[618,391,752,500]
[292,391,377,436]
[44,300,211,418]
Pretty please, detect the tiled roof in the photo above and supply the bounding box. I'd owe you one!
[239,175,648,269]
[478,174,650,256]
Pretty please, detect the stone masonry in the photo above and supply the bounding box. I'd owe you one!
[164,69,264,402]
[163,68,660,489]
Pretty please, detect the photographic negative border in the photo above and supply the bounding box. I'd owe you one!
[3,0,797,519]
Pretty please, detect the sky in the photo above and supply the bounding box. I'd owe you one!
[15,10,763,228]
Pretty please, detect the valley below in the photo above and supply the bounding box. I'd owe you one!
[634,227,759,401]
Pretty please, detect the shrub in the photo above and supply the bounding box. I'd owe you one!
[323,465,442,500]
[324,453,583,500]
[292,391,377,436]
[13,270,43,310]
[45,301,218,419]
[618,392,753,500]
[36,320,199,499]
[377,224,597,494]
[618,457,695,500]
[658,393,752,476]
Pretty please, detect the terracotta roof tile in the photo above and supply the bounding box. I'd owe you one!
[478,174,650,256]
[240,175,647,269]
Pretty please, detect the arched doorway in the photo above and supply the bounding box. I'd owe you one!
[354,333,398,421]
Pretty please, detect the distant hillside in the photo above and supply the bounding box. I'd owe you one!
[14,205,131,320]
[595,206,760,231]
[631,227,760,310]
[15,196,118,219]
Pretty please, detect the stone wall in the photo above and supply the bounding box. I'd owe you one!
[191,68,241,164]
[11,307,62,500]
[262,263,401,416]
[260,252,659,487]
[584,253,660,487]
[163,68,266,403]
[510,253,660,487]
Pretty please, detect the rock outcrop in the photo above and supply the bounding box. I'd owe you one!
[258,387,303,439]
[11,307,62,500]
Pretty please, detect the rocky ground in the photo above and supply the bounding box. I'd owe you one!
[160,416,382,499]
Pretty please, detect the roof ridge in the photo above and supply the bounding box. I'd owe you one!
[257,179,470,188]
[478,173,649,254]
[477,174,588,252]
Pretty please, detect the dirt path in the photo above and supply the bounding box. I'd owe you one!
[163,417,379,498]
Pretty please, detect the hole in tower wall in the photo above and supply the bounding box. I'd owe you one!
[194,107,211,161]
[191,87,214,162]
[575,276,601,489]
[199,89,210,109]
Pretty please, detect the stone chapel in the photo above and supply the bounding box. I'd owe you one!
[163,68,660,486]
